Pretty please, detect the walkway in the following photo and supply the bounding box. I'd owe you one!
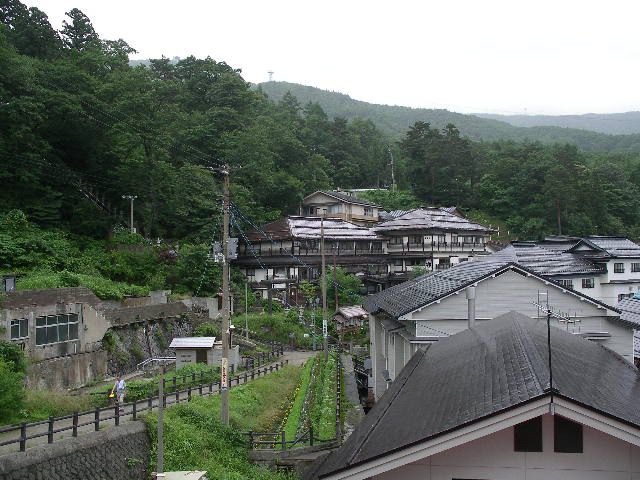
[0,350,315,457]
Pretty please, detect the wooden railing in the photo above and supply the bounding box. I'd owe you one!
[0,354,286,453]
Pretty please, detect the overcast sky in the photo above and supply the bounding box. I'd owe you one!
[26,0,640,115]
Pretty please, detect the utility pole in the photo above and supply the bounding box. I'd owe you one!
[388,146,397,192]
[122,195,137,233]
[320,211,328,361]
[221,165,230,425]
[157,362,165,479]
[333,246,338,311]
[245,281,249,340]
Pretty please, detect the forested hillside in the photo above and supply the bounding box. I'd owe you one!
[258,81,640,152]
[478,111,640,136]
[3,0,640,299]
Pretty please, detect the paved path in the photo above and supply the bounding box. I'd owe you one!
[0,350,316,457]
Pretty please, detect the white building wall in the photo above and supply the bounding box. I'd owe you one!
[373,414,640,480]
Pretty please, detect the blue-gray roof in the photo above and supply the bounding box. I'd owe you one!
[311,311,640,479]
[374,208,494,233]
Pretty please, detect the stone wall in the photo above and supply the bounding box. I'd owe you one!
[104,302,187,326]
[0,421,150,480]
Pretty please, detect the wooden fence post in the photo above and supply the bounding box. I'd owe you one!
[48,416,54,443]
[281,430,286,450]
[132,400,137,421]
[72,411,78,437]
[115,405,120,426]
[248,431,253,449]
[19,422,26,452]
[309,425,314,446]
[95,407,100,431]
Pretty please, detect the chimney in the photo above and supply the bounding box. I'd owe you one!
[466,286,476,329]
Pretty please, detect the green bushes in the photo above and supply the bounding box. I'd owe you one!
[0,358,25,423]
[16,270,149,300]
[145,366,302,479]
[241,313,312,348]
[310,353,338,440]
[194,322,220,337]
[283,358,314,441]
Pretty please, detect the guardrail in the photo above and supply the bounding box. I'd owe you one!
[0,355,286,453]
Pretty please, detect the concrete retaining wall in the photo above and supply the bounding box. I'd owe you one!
[26,349,108,389]
[0,421,150,480]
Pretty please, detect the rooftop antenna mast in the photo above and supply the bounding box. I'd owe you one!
[268,71,274,82]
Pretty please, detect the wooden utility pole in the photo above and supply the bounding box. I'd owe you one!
[221,165,230,425]
[321,212,328,361]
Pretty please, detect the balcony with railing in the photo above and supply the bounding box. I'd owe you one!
[387,241,487,254]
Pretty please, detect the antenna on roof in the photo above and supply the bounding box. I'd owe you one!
[268,71,274,82]
[387,146,397,193]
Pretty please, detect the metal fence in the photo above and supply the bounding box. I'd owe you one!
[0,353,286,453]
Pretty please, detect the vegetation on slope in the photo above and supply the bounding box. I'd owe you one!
[145,365,302,479]
[259,81,640,152]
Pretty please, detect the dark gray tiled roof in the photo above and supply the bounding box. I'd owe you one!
[374,208,494,233]
[582,236,640,258]
[618,297,640,328]
[363,248,617,319]
[378,210,410,221]
[316,191,380,207]
[312,311,640,479]
[509,243,605,276]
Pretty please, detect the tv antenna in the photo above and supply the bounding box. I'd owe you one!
[268,71,274,82]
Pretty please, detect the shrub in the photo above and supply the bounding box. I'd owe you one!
[0,340,27,373]
[194,322,220,338]
[0,359,25,422]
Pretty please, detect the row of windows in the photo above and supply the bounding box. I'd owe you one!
[36,314,79,345]
[395,235,485,245]
[514,416,583,453]
[613,262,640,273]
[557,278,596,289]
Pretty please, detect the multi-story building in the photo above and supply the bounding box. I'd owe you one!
[374,207,495,276]
[364,236,640,400]
[237,216,388,301]
[300,190,382,226]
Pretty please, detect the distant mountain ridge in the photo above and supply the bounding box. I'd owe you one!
[476,111,640,135]
[257,81,640,152]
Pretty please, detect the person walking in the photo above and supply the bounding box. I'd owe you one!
[111,375,126,414]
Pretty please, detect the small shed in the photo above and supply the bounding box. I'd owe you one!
[334,306,368,333]
[170,337,240,370]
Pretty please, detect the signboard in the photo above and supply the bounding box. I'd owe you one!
[221,357,228,389]
[322,317,328,338]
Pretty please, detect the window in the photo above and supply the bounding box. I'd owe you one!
[10,318,28,340]
[614,262,625,273]
[35,313,79,346]
[437,234,446,244]
[393,259,404,267]
[581,278,595,288]
[632,263,640,272]
[390,236,403,245]
[557,279,574,289]
[514,416,542,452]
[475,236,485,244]
[328,204,342,214]
[463,236,475,244]
[364,207,373,216]
[409,235,423,246]
[554,416,583,453]
[451,234,458,244]
[246,268,255,278]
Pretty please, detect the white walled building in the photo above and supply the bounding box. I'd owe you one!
[364,257,637,400]
[308,312,640,480]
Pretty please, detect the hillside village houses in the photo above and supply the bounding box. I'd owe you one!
[300,190,382,226]
[237,193,497,300]
[364,237,640,400]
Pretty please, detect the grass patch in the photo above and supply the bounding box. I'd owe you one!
[283,357,315,441]
[9,390,102,424]
[240,313,313,348]
[145,365,302,479]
